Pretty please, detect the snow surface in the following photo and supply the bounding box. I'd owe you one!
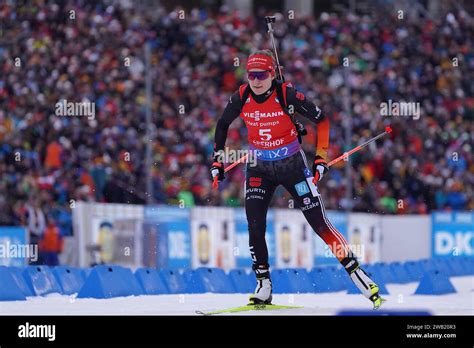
[1,276,472,315]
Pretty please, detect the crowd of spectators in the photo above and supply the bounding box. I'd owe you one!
[0,0,472,230]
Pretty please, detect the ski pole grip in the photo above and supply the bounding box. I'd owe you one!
[265,16,276,23]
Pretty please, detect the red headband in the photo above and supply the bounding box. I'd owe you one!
[246,54,275,73]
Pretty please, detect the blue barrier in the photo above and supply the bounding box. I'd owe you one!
[308,268,326,293]
[81,268,91,281]
[415,269,456,295]
[159,269,187,294]
[186,268,234,293]
[272,268,314,294]
[447,257,465,276]
[229,269,254,293]
[326,266,347,291]
[443,258,459,276]
[312,267,331,292]
[52,266,84,295]
[77,265,142,299]
[434,257,456,277]
[182,269,195,292]
[404,260,424,281]
[423,258,467,277]
[4,258,467,299]
[8,266,34,297]
[135,268,168,295]
[310,266,345,292]
[431,258,452,275]
[419,258,451,275]
[373,262,394,283]
[23,266,62,296]
[182,269,217,293]
[184,269,203,294]
[390,262,411,283]
[418,259,431,273]
[117,267,144,295]
[247,271,257,291]
[0,266,26,301]
[271,269,291,293]
[464,257,474,275]
[458,257,474,275]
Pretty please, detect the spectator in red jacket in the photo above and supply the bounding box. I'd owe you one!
[39,217,64,266]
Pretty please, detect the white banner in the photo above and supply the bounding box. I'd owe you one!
[190,207,235,270]
[275,209,313,269]
[348,213,382,264]
[380,215,430,262]
[73,202,144,267]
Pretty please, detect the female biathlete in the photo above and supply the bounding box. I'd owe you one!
[211,50,384,309]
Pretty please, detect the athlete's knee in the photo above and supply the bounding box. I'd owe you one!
[247,217,266,239]
[304,212,329,235]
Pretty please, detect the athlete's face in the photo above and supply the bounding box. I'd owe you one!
[248,69,274,95]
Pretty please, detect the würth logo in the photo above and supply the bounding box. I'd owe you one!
[249,177,262,187]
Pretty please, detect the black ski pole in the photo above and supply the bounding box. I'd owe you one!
[265,16,284,81]
[265,15,307,142]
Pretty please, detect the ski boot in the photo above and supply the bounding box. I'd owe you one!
[368,283,386,310]
[248,267,272,305]
[342,257,386,310]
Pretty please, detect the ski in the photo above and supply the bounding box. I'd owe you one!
[195,304,303,315]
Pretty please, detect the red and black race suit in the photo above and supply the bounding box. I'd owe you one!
[214,80,356,271]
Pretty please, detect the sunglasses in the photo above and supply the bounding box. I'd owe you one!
[247,70,272,81]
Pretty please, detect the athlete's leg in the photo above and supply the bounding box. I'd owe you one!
[279,151,384,307]
[245,166,277,304]
[245,168,277,271]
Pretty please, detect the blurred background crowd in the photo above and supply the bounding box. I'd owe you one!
[0,0,473,238]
